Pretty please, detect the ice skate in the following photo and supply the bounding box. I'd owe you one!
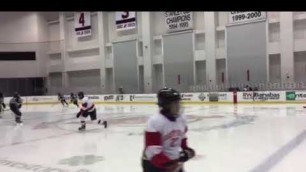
[98,120,108,128]
[78,124,86,131]
[16,120,23,126]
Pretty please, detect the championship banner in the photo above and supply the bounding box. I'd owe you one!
[228,12,266,26]
[74,12,92,38]
[116,12,137,31]
[164,12,193,33]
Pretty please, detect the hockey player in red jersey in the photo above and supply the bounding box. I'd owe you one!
[142,87,196,172]
[76,91,107,131]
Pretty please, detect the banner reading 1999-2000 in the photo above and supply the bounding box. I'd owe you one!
[228,12,266,26]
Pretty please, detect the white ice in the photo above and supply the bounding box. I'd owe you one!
[1,103,306,172]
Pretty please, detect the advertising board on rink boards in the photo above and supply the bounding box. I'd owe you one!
[129,94,157,102]
[237,91,285,102]
[3,97,12,104]
[102,94,156,103]
[285,91,306,102]
[4,97,26,104]
[26,96,58,103]
[218,92,230,101]
[101,94,131,103]
[180,92,208,102]
[180,92,232,103]
[2,92,233,105]
[87,95,103,101]
[101,93,222,103]
[6,91,306,105]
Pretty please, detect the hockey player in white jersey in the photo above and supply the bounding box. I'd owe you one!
[9,92,23,124]
[142,88,196,172]
[76,91,107,131]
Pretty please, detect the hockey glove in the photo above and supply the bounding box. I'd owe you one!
[164,160,181,172]
[178,148,196,163]
[76,111,82,118]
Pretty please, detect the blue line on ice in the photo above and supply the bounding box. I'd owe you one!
[250,130,306,172]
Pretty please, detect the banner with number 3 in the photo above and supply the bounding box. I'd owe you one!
[115,12,137,31]
[74,12,92,38]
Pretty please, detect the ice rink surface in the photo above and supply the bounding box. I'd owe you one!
[1,103,306,172]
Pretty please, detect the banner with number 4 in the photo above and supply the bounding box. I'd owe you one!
[74,12,92,38]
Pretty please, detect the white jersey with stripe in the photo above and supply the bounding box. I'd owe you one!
[145,113,187,160]
[80,97,95,112]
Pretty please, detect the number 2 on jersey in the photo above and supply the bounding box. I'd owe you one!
[170,137,179,147]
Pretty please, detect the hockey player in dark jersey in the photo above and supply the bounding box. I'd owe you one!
[9,92,23,124]
[0,92,5,115]
[70,92,78,107]
[142,88,196,172]
[76,91,107,131]
[58,93,68,107]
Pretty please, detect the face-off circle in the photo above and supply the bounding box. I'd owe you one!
[50,113,223,132]
[111,114,207,127]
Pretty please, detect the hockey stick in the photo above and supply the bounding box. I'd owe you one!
[171,163,183,172]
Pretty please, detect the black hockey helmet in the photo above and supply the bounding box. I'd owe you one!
[78,91,84,99]
[70,92,74,96]
[13,92,20,98]
[157,87,181,108]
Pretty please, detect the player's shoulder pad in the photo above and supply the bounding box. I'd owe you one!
[180,114,187,122]
[177,114,188,126]
[82,97,89,102]
[146,114,164,132]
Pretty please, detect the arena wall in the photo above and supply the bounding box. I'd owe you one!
[4,91,306,105]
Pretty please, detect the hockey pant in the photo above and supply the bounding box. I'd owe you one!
[9,104,22,120]
[71,100,78,107]
[0,102,5,113]
[60,99,68,106]
[142,159,183,172]
[80,109,97,121]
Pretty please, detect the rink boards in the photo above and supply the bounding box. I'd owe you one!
[3,91,306,105]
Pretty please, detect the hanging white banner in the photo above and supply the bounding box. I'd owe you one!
[228,11,266,26]
[115,12,137,31]
[74,12,92,37]
[164,12,193,33]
